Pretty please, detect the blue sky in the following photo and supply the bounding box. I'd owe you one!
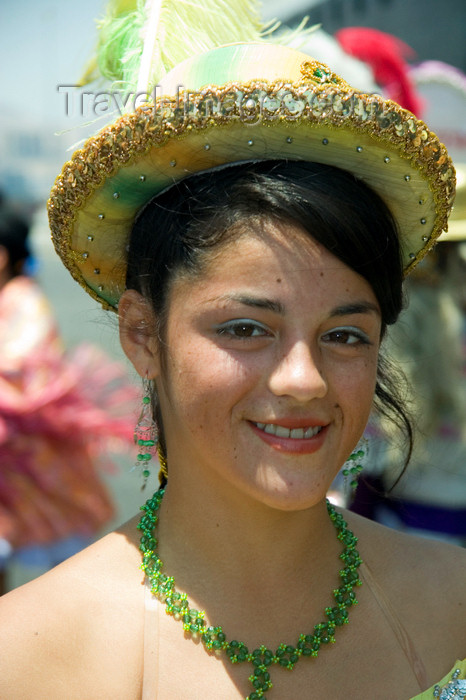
[1,0,104,127]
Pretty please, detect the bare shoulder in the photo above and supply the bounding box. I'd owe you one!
[0,516,145,700]
[345,509,466,667]
[346,508,466,593]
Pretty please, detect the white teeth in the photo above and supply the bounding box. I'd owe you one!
[304,426,317,438]
[255,423,322,439]
[291,428,304,439]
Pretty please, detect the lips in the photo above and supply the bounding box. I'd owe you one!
[254,422,322,439]
[249,420,327,454]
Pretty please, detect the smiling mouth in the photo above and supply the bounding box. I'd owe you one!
[254,423,323,439]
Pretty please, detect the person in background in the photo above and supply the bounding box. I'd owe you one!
[350,236,466,544]
[0,198,138,594]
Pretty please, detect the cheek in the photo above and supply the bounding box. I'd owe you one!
[332,356,378,421]
[161,341,257,425]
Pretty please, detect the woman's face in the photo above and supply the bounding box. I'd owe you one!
[153,220,382,510]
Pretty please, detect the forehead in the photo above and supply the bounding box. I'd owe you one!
[204,220,342,275]
[172,220,378,309]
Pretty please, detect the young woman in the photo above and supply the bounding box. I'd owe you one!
[0,37,464,699]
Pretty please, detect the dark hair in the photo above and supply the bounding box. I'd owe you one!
[126,160,412,485]
[0,207,31,278]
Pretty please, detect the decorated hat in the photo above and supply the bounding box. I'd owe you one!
[48,7,456,311]
[443,164,466,240]
[409,60,466,242]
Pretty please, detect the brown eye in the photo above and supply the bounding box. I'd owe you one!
[234,324,256,337]
[330,330,351,343]
[321,327,370,345]
[215,319,270,339]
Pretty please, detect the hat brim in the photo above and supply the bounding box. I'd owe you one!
[48,43,456,310]
[439,163,465,242]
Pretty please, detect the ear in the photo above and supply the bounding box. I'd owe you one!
[118,290,160,379]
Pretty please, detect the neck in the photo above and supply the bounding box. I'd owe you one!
[139,484,361,661]
[151,468,343,628]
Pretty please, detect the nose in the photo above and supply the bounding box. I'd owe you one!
[267,340,328,402]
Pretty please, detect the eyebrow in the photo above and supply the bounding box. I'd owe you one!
[216,294,285,314]
[329,302,381,318]
[215,296,379,318]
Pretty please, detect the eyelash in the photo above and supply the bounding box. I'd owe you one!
[214,319,271,339]
[321,327,371,346]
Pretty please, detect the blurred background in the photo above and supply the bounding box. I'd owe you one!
[1,0,465,590]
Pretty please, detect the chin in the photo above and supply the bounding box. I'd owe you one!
[245,471,332,512]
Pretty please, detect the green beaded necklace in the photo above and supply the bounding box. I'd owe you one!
[138,489,362,700]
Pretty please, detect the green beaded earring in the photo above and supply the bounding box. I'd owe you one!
[134,379,158,489]
[342,438,368,492]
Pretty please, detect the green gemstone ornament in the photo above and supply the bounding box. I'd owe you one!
[138,489,363,699]
[133,386,158,489]
[342,439,368,493]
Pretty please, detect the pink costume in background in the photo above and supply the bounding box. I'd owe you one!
[0,275,138,559]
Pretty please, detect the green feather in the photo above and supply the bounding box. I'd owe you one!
[87,0,265,92]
